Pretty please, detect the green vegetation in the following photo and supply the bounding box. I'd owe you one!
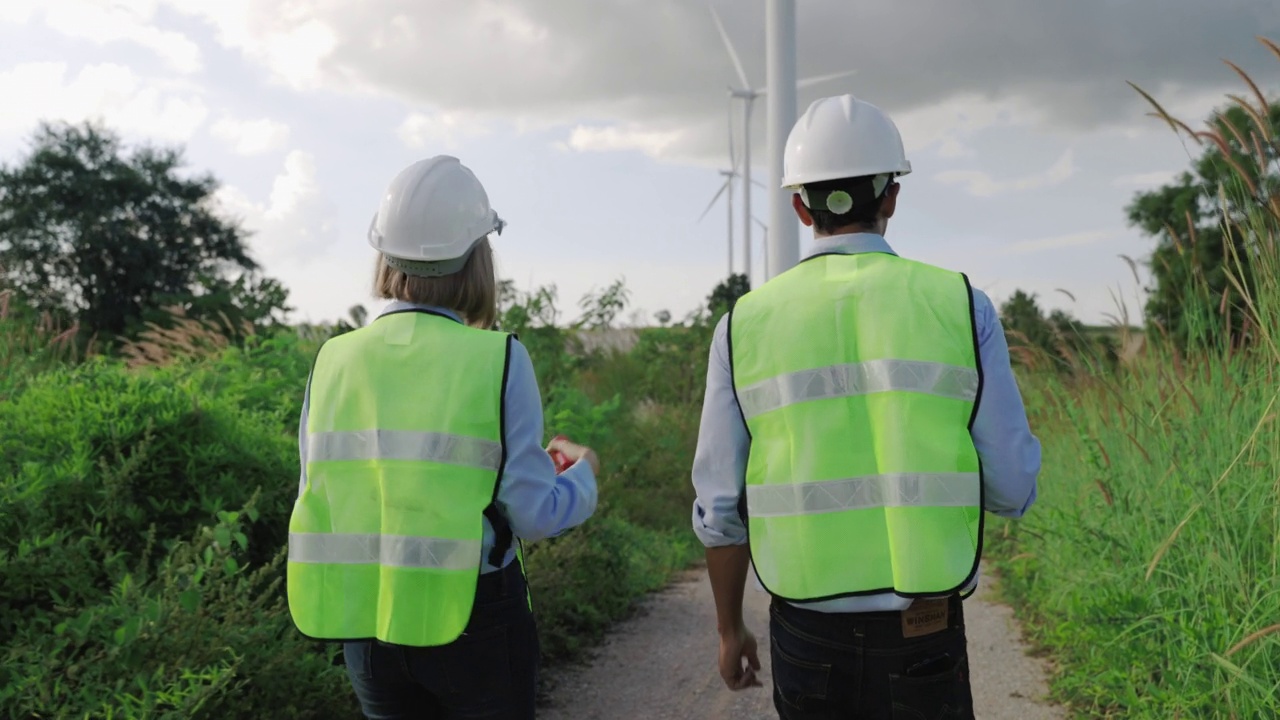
[0,252,729,716]
[990,38,1280,718]
[0,112,751,716]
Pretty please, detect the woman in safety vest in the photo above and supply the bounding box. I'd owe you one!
[287,155,601,719]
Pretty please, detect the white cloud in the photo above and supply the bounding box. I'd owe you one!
[397,111,491,151]
[893,94,1045,158]
[936,138,975,159]
[558,124,685,158]
[999,230,1114,256]
[934,150,1078,198]
[1111,170,1181,190]
[0,0,38,24]
[214,150,337,266]
[210,116,291,156]
[164,0,337,90]
[0,62,207,144]
[255,18,339,91]
[7,0,203,74]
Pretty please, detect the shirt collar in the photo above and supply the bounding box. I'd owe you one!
[803,232,897,260]
[377,301,463,324]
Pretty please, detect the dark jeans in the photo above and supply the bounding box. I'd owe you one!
[768,594,974,719]
[343,561,539,720]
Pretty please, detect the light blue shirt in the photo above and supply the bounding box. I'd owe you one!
[298,301,599,574]
[690,233,1041,612]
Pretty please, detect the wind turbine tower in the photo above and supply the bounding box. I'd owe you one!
[766,0,797,280]
[709,1,853,284]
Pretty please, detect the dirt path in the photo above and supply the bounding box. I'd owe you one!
[537,562,1064,719]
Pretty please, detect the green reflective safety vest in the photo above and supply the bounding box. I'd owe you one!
[728,251,984,602]
[287,309,518,647]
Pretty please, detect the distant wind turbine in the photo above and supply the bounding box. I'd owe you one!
[699,167,737,277]
[708,1,856,287]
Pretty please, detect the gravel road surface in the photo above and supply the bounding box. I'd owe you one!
[537,562,1064,719]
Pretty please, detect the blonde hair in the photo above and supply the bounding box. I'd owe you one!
[373,238,498,329]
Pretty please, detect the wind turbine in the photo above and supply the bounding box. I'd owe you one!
[698,167,737,277]
[698,98,740,278]
[708,1,855,287]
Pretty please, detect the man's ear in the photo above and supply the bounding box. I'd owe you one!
[791,193,814,227]
[881,182,899,220]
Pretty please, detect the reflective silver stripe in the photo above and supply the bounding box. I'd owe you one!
[307,430,502,470]
[746,473,979,518]
[288,532,481,570]
[737,359,979,420]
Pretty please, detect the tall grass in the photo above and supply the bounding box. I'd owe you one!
[992,37,1280,718]
[0,267,87,399]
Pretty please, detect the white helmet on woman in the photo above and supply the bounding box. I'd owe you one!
[368,155,506,277]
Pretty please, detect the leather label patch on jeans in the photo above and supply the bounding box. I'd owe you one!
[901,598,949,638]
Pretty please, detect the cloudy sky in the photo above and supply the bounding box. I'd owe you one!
[2,1,1277,327]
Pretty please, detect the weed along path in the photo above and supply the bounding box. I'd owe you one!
[537,562,1064,719]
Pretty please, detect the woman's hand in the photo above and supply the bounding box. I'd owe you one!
[547,436,601,476]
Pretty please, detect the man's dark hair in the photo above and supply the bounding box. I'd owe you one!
[802,174,894,234]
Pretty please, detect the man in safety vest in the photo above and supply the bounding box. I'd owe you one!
[690,94,1041,718]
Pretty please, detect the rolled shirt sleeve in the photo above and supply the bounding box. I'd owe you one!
[690,314,751,548]
[494,337,599,542]
[968,288,1042,518]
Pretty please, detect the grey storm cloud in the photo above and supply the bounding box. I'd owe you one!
[202,0,1279,162]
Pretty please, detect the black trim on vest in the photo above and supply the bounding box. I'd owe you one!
[731,259,987,604]
[957,272,986,600]
[724,307,753,529]
[375,307,463,324]
[486,333,516,568]
[798,249,894,266]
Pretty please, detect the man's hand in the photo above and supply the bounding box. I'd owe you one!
[718,624,763,691]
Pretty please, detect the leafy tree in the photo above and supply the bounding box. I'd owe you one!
[708,273,750,319]
[331,303,370,336]
[999,290,1055,354]
[1125,94,1279,349]
[1000,289,1119,370]
[575,278,630,330]
[0,121,289,340]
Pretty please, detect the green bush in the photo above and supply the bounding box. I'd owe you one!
[1,502,358,719]
[0,352,357,718]
[1,276,715,716]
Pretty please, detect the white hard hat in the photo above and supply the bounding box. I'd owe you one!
[781,94,911,189]
[368,155,505,277]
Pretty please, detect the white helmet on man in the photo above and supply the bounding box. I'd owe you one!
[781,94,911,189]
[368,155,505,277]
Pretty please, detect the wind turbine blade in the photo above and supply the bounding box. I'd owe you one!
[708,2,750,89]
[797,69,858,90]
[727,99,740,175]
[752,215,767,229]
[751,178,767,190]
[750,69,858,97]
[698,178,732,222]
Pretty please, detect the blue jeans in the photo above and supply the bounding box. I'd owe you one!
[768,594,975,719]
[343,561,539,720]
